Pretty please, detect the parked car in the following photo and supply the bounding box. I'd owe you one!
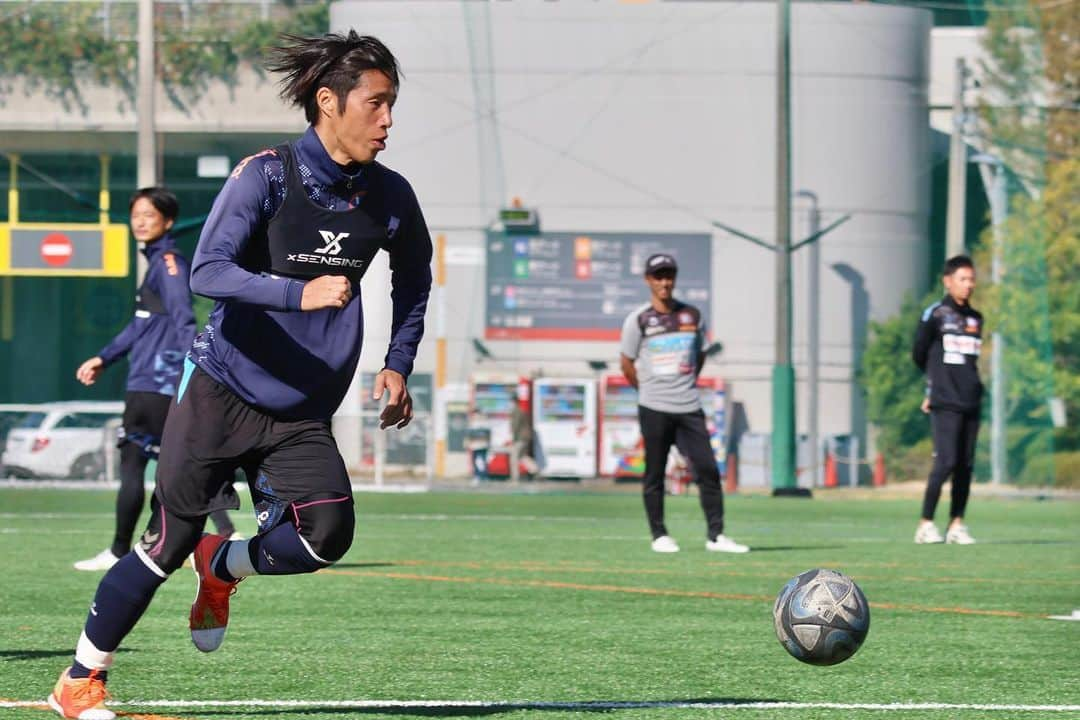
[1,401,124,480]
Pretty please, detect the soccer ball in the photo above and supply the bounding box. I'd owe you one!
[773,568,870,666]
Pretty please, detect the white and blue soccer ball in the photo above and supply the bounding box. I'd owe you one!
[773,568,870,666]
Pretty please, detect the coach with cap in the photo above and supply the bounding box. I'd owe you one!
[619,252,748,554]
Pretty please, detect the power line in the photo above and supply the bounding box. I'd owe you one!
[401,2,749,158]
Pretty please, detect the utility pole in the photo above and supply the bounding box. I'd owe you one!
[135,0,156,283]
[796,190,821,487]
[990,168,1006,486]
[945,58,968,259]
[772,0,797,494]
[973,154,1007,485]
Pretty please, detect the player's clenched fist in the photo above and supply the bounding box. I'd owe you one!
[301,275,353,310]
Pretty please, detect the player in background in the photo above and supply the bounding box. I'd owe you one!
[48,31,431,719]
[619,253,748,554]
[912,255,983,545]
[73,187,235,573]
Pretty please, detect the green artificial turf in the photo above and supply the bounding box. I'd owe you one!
[0,487,1077,719]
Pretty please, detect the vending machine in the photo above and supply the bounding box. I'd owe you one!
[597,375,728,479]
[532,378,597,477]
[468,374,534,479]
[598,375,645,477]
[468,374,518,478]
[697,377,729,475]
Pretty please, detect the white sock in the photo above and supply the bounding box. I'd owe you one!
[225,539,256,579]
[75,631,114,671]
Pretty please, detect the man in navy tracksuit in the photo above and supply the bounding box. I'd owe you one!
[73,188,234,572]
[912,255,983,546]
[50,33,431,718]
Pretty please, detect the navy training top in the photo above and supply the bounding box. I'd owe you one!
[912,294,984,414]
[189,127,432,420]
[98,235,195,396]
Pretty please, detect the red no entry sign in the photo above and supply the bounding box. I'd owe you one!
[40,233,74,267]
[3,225,129,276]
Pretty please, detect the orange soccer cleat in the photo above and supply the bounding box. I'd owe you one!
[47,667,114,720]
[189,533,241,652]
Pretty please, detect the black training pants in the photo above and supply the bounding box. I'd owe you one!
[113,391,234,557]
[638,405,724,541]
[921,408,980,521]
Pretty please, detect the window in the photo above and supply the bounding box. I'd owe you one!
[54,413,114,429]
[14,412,47,430]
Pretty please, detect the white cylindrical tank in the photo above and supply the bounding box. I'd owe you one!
[333,0,932,447]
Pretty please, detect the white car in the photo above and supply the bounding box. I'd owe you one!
[1,401,124,480]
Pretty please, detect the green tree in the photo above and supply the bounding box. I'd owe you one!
[1041,159,1080,451]
[862,291,939,478]
[847,0,1077,485]
[975,0,1079,483]
[0,1,329,113]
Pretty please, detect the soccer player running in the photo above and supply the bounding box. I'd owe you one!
[49,32,431,719]
[619,253,748,554]
[912,255,982,545]
[73,187,236,573]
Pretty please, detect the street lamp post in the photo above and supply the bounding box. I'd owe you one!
[712,207,851,497]
[971,153,1007,486]
[795,190,821,487]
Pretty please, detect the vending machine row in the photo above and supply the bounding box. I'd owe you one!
[466,374,727,481]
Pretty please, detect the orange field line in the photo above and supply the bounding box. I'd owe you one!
[325,568,771,602]
[387,558,1079,587]
[321,568,1040,618]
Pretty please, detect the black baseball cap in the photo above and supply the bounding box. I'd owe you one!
[644,253,678,275]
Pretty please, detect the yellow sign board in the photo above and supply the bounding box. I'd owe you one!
[0,223,129,277]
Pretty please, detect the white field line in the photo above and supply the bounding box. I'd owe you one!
[2,699,1079,712]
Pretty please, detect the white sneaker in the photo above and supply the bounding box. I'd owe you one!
[706,534,750,553]
[74,548,120,571]
[946,523,976,545]
[914,522,944,544]
[651,535,680,553]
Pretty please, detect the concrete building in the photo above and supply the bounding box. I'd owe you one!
[0,1,994,478]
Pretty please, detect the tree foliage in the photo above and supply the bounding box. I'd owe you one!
[0,1,328,113]
[864,0,1076,484]
[862,291,939,477]
[977,0,1080,481]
